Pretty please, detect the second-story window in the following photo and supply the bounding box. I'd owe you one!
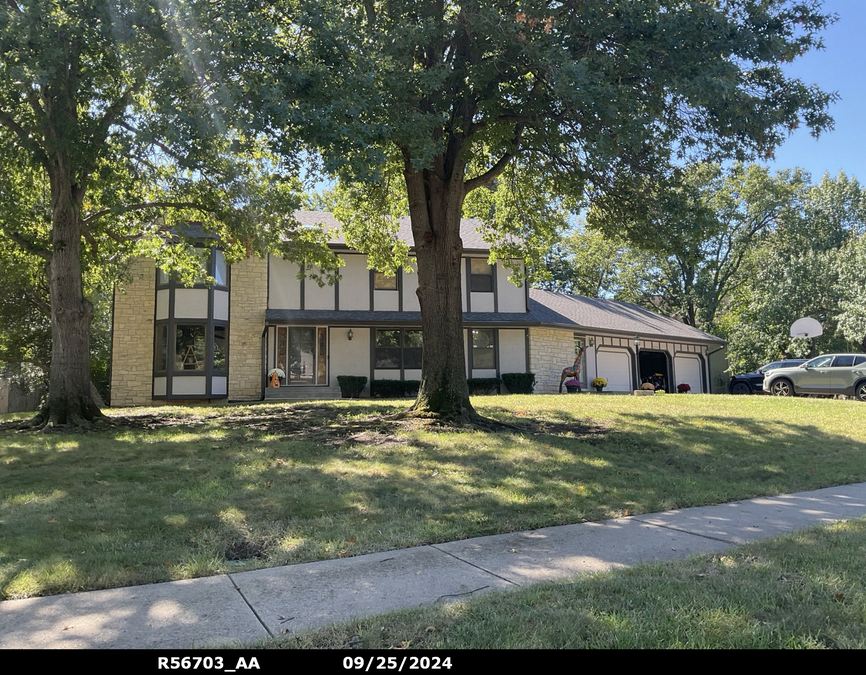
[374,271,398,290]
[469,259,494,292]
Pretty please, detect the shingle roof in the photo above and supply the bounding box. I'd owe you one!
[528,289,725,344]
[293,211,493,251]
[267,292,724,345]
[265,309,535,325]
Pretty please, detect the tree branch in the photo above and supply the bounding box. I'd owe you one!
[0,109,50,167]
[464,151,514,194]
[82,201,215,227]
[95,78,144,146]
[116,121,186,161]
[3,231,52,262]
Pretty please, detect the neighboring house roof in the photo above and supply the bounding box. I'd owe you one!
[528,289,725,344]
[293,211,495,251]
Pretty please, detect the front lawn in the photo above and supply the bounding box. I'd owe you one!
[2,394,865,599]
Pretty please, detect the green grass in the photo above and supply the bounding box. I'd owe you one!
[2,394,866,599]
[272,518,866,649]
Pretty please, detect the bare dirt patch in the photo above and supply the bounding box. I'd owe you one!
[110,404,610,444]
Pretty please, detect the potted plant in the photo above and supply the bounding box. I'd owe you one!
[267,367,285,388]
[677,383,691,394]
[564,378,581,393]
[591,377,607,392]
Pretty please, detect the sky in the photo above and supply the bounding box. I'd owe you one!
[766,0,866,183]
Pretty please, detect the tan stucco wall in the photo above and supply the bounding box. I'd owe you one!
[111,258,157,406]
[528,327,575,393]
[228,256,268,400]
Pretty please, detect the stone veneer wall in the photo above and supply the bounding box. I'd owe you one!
[528,327,575,393]
[111,258,157,406]
[228,256,268,400]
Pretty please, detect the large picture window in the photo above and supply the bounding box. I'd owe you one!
[375,329,423,370]
[175,325,207,370]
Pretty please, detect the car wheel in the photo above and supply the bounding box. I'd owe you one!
[856,382,866,402]
[731,382,752,395]
[770,379,794,397]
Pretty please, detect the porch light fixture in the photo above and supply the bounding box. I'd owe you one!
[588,337,594,347]
[348,329,354,341]
[634,336,641,350]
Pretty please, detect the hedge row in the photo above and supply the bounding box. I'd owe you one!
[356,373,536,398]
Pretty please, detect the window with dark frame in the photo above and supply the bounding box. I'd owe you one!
[375,329,423,370]
[152,245,229,397]
[471,329,495,369]
[469,259,494,293]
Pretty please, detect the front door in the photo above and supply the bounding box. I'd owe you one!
[276,327,328,385]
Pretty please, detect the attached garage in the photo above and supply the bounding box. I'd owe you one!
[528,290,726,394]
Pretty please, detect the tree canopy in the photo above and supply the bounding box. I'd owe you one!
[0,0,336,427]
[233,0,836,420]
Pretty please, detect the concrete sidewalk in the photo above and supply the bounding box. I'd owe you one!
[2,482,865,649]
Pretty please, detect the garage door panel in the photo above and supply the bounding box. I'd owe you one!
[596,350,632,391]
[674,355,703,393]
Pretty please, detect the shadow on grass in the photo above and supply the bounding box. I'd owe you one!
[3,401,866,598]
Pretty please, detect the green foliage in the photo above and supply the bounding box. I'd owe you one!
[370,380,421,398]
[580,163,807,330]
[336,375,368,399]
[225,1,836,415]
[501,373,536,395]
[0,1,344,417]
[466,377,501,396]
[723,172,866,371]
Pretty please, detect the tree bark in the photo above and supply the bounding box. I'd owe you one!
[26,169,103,429]
[403,161,479,423]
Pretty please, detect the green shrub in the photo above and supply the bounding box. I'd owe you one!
[370,380,420,398]
[467,377,501,395]
[501,372,536,394]
[336,375,367,398]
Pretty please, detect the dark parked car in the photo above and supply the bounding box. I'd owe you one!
[763,354,866,400]
[728,359,808,394]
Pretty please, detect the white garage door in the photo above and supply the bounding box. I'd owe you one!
[596,350,632,391]
[674,355,703,393]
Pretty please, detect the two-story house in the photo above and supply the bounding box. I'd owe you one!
[109,211,725,406]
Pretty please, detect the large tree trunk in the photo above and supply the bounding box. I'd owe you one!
[27,171,103,429]
[404,163,479,423]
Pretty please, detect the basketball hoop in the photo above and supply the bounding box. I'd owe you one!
[790,317,823,338]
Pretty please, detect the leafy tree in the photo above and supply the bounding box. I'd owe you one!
[0,1,336,428]
[722,172,866,371]
[539,225,655,299]
[586,163,807,330]
[237,0,835,422]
